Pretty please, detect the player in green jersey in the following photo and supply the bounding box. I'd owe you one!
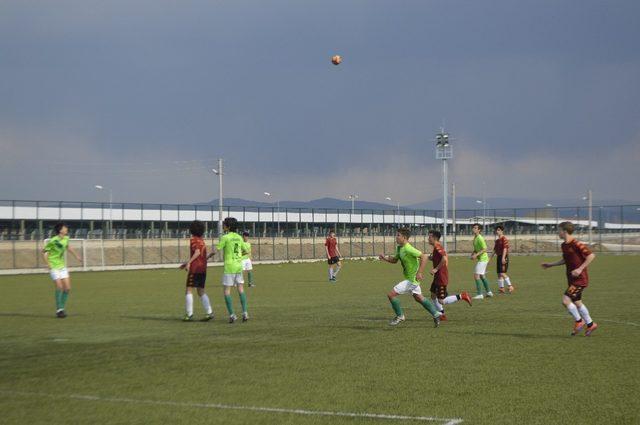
[241,231,255,287]
[471,223,493,300]
[210,217,250,323]
[378,228,441,327]
[42,222,82,318]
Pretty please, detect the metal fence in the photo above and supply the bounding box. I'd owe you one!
[1,200,639,270]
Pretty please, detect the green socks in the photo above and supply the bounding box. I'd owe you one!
[481,276,491,292]
[475,279,483,295]
[247,271,254,284]
[224,294,234,315]
[60,290,69,309]
[55,288,63,310]
[420,298,438,317]
[390,297,403,317]
[239,292,248,314]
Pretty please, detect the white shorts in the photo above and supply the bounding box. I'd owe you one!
[242,259,253,271]
[474,261,489,275]
[50,268,69,281]
[393,280,422,295]
[222,273,245,287]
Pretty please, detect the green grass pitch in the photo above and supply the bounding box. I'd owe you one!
[1,255,639,425]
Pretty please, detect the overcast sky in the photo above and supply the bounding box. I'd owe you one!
[1,0,639,205]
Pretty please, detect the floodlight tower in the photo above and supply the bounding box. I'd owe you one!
[435,130,452,250]
[211,159,223,237]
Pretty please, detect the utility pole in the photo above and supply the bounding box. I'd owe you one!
[212,159,224,237]
[435,130,452,250]
[452,182,456,251]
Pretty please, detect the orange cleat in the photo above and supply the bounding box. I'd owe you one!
[498,287,506,294]
[584,322,598,336]
[508,285,515,293]
[439,313,448,321]
[571,319,585,336]
[460,292,472,306]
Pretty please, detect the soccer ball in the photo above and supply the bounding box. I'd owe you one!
[331,55,342,65]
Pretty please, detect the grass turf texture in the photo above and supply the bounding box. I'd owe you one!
[0,256,639,425]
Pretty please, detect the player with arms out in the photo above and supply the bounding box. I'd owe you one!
[42,222,82,318]
[325,230,342,282]
[241,231,255,287]
[491,225,514,294]
[541,221,598,336]
[378,228,441,327]
[179,220,213,321]
[428,230,472,320]
[212,217,249,323]
[471,223,493,300]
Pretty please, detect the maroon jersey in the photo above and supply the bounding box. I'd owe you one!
[189,236,208,273]
[494,235,510,256]
[561,239,592,287]
[325,237,339,258]
[431,242,449,286]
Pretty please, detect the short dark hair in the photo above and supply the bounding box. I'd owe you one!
[428,230,441,240]
[495,225,504,231]
[328,229,335,234]
[397,227,411,239]
[242,231,250,237]
[472,223,483,231]
[223,217,239,232]
[189,220,205,237]
[559,221,575,234]
[54,222,67,235]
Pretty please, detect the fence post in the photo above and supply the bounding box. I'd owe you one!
[620,205,624,253]
[598,207,602,252]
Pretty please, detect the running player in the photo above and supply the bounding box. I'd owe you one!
[42,222,83,318]
[378,227,441,327]
[211,217,249,323]
[541,221,598,336]
[325,230,342,282]
[179,220,213,321]
[471,223,493,300]
[241,231,255,287]
[491,225,514,294]
[428,230,472,320]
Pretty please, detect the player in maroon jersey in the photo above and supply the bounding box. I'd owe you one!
[541,221,598,336]
[324,230,342,282]
[491,225,514,294]
[179,220,214,321]
[428,230,472,320]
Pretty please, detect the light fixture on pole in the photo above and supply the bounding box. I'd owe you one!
[435,130,452,250]
[385,197,400,224]
[582,189,593,244]
[264,192,280,235]
[94,185,113,238]
[348,194,359,214]
[211,159,223,237]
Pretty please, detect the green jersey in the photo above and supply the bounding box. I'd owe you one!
[44,235,69,269]
[216,232,245,274]
[242,242,252,260]
[394,243,423,284]
[473,235,489,262]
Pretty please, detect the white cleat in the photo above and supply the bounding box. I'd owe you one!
[389,315,406,326]
[486,291,494,298]
[472,294,484,300]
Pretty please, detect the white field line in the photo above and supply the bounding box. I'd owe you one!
[0,390,463,424]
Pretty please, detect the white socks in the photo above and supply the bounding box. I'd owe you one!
[505,277,512,286]
[566,303,581,321]
[578,304,592,324]
[497,278,505,288]
[443,295,459,305]
[433,299,444,312]
[185,293,194,316]
[200,294,213,315]
[328,268,334,279]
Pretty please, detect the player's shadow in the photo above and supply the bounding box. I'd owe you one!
[0,312,71,319]
[121,315,187,323]
[448,329,569,340]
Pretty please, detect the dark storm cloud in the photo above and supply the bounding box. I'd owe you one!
[1,0,639,204]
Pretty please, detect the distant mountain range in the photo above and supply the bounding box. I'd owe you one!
[205,196,637,211]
